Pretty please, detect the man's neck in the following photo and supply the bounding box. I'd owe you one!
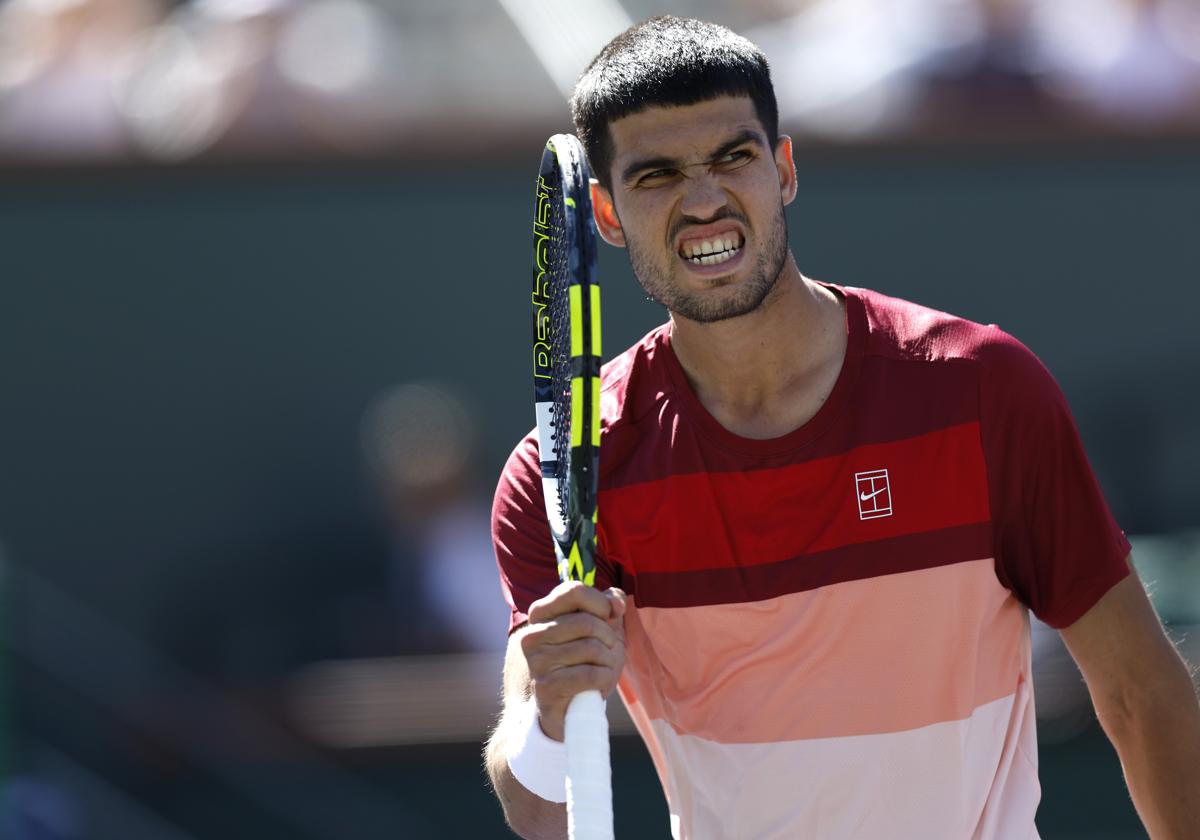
[668,261,847,440]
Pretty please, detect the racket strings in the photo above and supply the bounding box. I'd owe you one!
[547,182,574,523]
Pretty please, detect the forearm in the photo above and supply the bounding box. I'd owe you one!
[1098,661,1200,839]
[485,714,567,840]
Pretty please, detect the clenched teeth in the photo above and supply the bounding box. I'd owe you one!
[684,235,740,257]
[691,248,739,266]
[683,234,743,265]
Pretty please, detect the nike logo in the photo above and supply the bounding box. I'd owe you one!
[859,487,886,502]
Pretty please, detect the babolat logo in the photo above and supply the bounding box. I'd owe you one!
[532,175,553,380]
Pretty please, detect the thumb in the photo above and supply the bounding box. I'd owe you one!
[605,587,628,621]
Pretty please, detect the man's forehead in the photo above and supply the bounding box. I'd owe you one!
[607,96,765,164]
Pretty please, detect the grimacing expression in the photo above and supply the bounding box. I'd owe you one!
[605,97,793,324]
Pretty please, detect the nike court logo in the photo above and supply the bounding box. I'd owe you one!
[854,468,893,520]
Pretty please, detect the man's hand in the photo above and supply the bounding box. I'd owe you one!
[521,581,627,741]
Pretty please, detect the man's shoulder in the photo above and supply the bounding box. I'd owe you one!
[846,283,1061,420]
[847,284,1027,370]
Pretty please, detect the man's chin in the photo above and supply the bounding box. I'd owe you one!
[667,281,776,324]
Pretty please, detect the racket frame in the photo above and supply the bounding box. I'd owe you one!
[531,134,602,586]
[529,133,611,840]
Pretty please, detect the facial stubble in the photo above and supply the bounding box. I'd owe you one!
[626,203,790,324]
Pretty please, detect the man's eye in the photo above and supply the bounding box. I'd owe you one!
[638,169,675,184]
[717,150,752,166]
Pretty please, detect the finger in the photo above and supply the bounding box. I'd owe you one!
[527,636,622,677]
[530,635,623,674]
[524,611,619,649]
[536,663,620,701]
[528,580,613,624]
[605,587,627,621]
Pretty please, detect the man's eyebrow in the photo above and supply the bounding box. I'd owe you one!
[620,128,767,184]
[709,128,767,161]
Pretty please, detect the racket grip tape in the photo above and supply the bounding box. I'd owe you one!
[564,689,614,840]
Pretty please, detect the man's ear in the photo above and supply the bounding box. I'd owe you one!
[774,135,797,206]
[590,180,625,247]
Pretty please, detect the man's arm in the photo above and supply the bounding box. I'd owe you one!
[484,582,626,840]
[1059,554,1200,839]
[485,629,568,840]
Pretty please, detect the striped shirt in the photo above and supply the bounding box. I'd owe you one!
[493,283,1130,839]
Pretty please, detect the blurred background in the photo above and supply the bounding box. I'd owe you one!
[0,0,1198,837]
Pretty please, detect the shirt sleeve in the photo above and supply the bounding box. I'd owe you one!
[492,433,616,633]
[492,434,559,633]
[978,328,1131,629]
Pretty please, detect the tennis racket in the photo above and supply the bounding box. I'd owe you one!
[529,133,610,840]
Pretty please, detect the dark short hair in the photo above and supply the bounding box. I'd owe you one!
[570,16,779,190]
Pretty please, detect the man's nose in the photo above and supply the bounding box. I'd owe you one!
[679,172,728,221]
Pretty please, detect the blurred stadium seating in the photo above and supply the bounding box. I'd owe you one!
[0,0,1198,163]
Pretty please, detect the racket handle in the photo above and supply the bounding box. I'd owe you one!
[564,689,613,840]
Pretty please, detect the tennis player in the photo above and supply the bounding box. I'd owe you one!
[486,16,1200,839]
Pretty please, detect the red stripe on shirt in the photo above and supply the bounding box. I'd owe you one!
[598,421,990,577]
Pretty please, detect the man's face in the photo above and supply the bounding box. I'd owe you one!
[600,96,795,324]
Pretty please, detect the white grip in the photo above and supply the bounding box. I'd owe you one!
[564,689,613,840]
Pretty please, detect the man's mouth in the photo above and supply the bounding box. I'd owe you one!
[679,232,745,267]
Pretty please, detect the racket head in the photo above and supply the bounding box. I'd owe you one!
[530,134,601,586]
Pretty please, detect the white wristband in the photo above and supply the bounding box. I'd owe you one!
[504,699,568,803]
